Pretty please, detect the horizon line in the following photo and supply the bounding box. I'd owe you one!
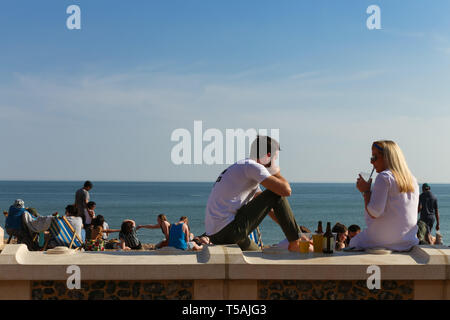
[0,179,448,185]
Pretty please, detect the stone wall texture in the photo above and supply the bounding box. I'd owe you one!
[31,280,194,300]
[258,280,414,300]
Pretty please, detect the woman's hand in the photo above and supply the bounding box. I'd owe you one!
[356,175,372,193]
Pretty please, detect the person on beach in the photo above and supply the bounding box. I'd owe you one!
[168,216,203,251]
[85,215,105,251]
[204,135,304,252]
[418,183,440,234]
[46,205,83,249]
[332,222,348,251]
[94,214,117,241]
[137,214,171,249]
[192,234,211,247]
[4,199,29,239]
[75,180,93,226]
[119,220,142,250]
[346,224,361,246]
[84,201,96,240]
[417,220,436,245]
[352,140,419,251]
[64,205,83,240]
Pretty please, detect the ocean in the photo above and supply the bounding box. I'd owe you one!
[1,181,449,246]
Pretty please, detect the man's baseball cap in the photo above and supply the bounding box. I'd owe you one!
[422,183,431,190]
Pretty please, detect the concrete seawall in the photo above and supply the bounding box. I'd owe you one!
[0,235,449,300]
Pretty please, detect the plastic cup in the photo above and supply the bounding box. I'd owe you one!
[359,172,371,182]
[299,233,311,253]
[312,234,324,253]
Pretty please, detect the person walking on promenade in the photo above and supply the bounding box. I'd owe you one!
[204,135,303,252]
[418,183,440,233]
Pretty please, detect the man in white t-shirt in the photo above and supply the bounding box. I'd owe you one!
[205,136,303,252]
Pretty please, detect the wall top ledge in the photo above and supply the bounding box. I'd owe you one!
[0,244,449,281]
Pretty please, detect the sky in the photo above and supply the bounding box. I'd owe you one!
[1,0,450,183]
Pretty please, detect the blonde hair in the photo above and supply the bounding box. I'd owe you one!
[373,140,415,193]
[157,214,167,222]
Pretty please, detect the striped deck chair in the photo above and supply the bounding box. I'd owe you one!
[248,226,263,249]
[47,216,83,249]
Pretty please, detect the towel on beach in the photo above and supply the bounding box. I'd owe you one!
[22,211,53,233]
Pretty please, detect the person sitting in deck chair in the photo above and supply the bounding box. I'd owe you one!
[45,205,84,250]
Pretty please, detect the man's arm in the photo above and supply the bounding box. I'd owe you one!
[183,224,190,244]
[435,199,440,230]
[137,224,159,230]
[260,171,292,197]
[435,208,440,231]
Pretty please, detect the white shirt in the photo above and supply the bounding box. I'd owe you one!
[349,170,419,251]
[102,222,109,240]
[205,159,272,235]
[65,216,83,240]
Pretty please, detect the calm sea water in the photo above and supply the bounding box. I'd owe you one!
[1,181,449,246]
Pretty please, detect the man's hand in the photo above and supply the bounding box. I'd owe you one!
[436,223,440,231]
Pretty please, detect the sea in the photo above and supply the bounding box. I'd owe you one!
[1,181,449,246]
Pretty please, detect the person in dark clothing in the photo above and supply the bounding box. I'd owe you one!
[119,220,142,250]
[75,180,93,226]
[418,183,440,233]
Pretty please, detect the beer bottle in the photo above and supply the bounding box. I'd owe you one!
[316,221,323,234]
[323,222,334,254]
[312,221,324,253]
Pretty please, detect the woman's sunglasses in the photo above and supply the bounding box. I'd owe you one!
[370,155,377,162]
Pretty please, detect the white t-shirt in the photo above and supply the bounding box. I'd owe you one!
[102,221,109,240]
[349,170,419,251]
[205,159,272,236]
[65,216,83,240]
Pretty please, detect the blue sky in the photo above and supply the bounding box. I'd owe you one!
[1,1,450,182]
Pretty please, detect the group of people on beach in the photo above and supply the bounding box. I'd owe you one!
[3,136,444,253]
[3,181,211,252]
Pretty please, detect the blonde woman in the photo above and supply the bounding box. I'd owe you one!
[351,140,419,251]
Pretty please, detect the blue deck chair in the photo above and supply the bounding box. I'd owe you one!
[47,216,83,249]
[248,227,263,249]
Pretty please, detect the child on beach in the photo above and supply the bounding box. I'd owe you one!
[85,215,105,251]
[84,201,96,241]
[137,214,171,249]
[119,220,142,250]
